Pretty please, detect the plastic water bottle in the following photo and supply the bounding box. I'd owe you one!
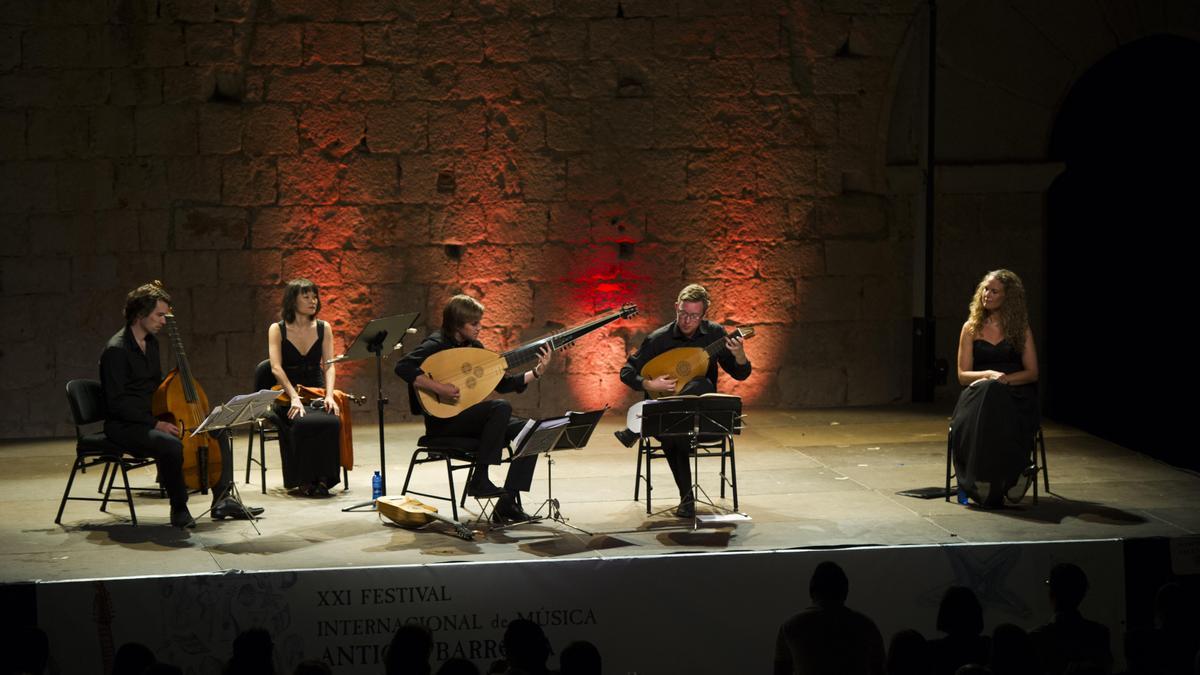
[372,471,382,500]
[957,488,968,505]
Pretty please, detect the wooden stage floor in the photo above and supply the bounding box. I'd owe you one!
[4,405,1199,584]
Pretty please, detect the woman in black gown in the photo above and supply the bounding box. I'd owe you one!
[267,279,341,495]
[952,269,1040,507]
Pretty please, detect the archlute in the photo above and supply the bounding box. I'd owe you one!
[639,326,756,399]
[416,303,639,418]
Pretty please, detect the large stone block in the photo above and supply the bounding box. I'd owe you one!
[544,201,591,245]
[163,250,219,288]
[430,203,487,244]
[475,281,534,328]
[826,237,899,279]
[795,276,861,322]
[688,59,753,97]
[358,204,431,246]
[391,63,457,101]
[198,104,243,155]
[428,102,487,153]
[113,251,165,290]
[300,106,365,157]
[28,213,86,254]
[365,103,428,153]
[339,65,393,101]
[588,18,653,60]
[756,147,819,199]
[280,247,342,287]
[162,66,216,103]
[716,15,783,58]
[777,363,848,407]
[682,242,760,280]
[250,23,303,67]
[57,160,118,211]
[0,26,19,71]
[340,248,403,284]
[545,99,592,152]
[2,257,70,295]
[277,152,342,205]
[687,149,756,199]
[483,20,532,63]
[28,108,88,159]
[304,23,364,66]
[589,201,646,243]
[758,241,824,279]
[93,209,145,253]
[21,26,90,68]
[173,206,249,249]
[0,112,25,161]
[591,98,654,150]
[705,278,795,324]
[362,21,420,64]
[167,156,223,202]
[529,19,588,61]
[135,105,197,156]
[814,195,889,238]
[185,23,240,66]
[269,0,337,21]
[222,157,278,206]
[340,153,400,204]
[487,101,544,153]
[417,22,484,63]
[654,17,719,59]
[90,107,135,157]
[188,287,253,336]
[514,62,572,100]
[131,23,186,67]
[243,104,298,155]
[723,199,790,241]
[140,209,171,251]
[110,68,163,106]
[217,249,279,285]
[113,158,170,209]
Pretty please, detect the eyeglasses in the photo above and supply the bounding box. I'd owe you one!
[676,309,704,322]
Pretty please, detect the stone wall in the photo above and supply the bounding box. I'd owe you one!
[1,0,925,438]
[9,1,1193,438]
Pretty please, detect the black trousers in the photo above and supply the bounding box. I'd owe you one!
[105,423,234,508]
[424,399,537,492]
[656,379,717,500]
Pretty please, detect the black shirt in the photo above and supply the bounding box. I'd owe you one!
[394,330,529,416]
[619,319,752,394]
[99,326,163,432]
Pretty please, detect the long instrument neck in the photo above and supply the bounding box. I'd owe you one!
[501,310,624,370]
[164,315,199,403]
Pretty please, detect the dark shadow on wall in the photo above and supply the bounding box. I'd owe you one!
[1047,35,1200,470]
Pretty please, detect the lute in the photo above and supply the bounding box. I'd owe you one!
[639,326,756,399]
[416,303,639,418]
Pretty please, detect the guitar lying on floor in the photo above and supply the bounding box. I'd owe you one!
[417,303,639,418]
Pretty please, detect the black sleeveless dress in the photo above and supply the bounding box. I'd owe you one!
[950,339,1039,507]
[275,321,341,491]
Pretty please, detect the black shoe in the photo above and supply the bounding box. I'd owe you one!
[212,500,265,520]
[492,495,532,523]
[170,505,196,528]
[466,476,506,498]
[673,497,695,519]
[613,428,639,448]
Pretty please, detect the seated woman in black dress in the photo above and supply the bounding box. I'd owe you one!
[952,269,1040,507]
[267,279,342,496]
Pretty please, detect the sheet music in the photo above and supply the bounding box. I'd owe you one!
[515,416,570,457]
[192,389,280,436]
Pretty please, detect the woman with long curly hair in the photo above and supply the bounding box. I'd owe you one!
[951,269,1040,507]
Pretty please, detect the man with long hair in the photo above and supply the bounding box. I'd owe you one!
[100,282,263,527]
[394,294,552,523]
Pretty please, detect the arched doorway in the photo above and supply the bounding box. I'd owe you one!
[1046,35,1200,469]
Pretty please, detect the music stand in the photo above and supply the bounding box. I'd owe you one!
[519,408,605,535]
[328,313,421,513]
[639,394,743,524]
[191,390,281,535]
